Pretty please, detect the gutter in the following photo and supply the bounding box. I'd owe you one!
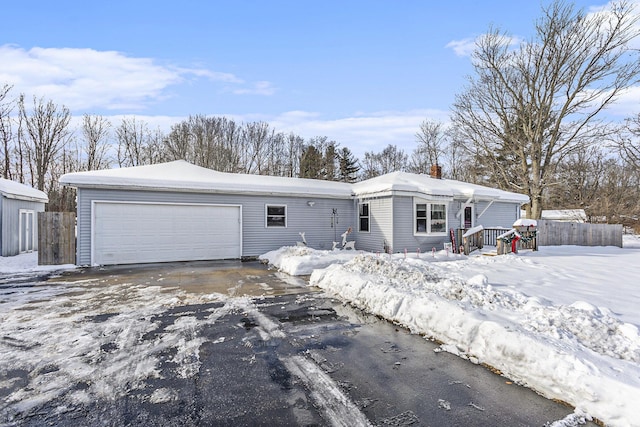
[60,182,356,200]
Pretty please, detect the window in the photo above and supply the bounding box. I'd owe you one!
[266,205,287,227]
[430,204,446,233]
[359,203,369,232]
[416,204,428,233]
[415,201,447,234]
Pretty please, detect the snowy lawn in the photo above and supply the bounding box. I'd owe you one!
[262,236,640,427]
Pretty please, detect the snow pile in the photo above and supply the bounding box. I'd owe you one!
[259,246,365,275]
[266,243,640,427]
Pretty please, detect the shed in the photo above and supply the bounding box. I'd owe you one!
[0,179,49,256]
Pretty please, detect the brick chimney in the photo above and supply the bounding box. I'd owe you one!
[430,164,442,179]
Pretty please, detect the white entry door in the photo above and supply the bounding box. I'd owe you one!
[92,201,242,265]
[19,209,35,253]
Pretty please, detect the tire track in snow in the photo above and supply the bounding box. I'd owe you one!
[283,355,372,427]
[237,297,372,427]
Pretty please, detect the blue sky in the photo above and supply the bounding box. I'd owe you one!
[1,0,637,158]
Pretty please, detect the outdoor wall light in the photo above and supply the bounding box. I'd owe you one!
[307,201,315,207]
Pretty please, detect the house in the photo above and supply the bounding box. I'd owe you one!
[0,179,49,256]
[59,161,529,266]
[352,165,529,253]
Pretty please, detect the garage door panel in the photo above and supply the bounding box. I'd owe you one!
[93,202,241,265]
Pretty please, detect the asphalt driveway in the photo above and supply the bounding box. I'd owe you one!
[0,261,592,426]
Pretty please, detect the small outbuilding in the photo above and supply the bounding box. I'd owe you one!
[0,179,49,256]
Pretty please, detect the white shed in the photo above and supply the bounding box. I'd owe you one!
[0,179,49,256]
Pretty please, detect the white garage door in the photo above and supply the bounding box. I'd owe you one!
[92,202,242,265]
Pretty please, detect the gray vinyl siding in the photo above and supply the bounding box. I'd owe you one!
[391,196,451,253]
[75,188,355,265]
[474,201,520,229]
[0,196,45,256]
[355,197,393,253]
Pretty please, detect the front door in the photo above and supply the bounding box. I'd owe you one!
[19,210,35,253]
[463,206,473,229]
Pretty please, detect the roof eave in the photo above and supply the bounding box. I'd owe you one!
[62,182,354,200]
[1,192,49,203]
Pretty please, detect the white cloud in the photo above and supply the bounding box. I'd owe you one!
[270,109,450,158]
[445,33,521,58]
[0,45,273,111]
[445,38,477,57]
[601,85,640,117]
[232,81,277,96]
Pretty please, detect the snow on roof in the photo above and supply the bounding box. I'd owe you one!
[352,171,529,203]
[59,160,354,198]
[541,209,587,222]
[60,162,530,203]
[513,218,537,227]
[0,179,48,203]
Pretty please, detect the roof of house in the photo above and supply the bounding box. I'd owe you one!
[60,161,530,204]
[0,179,49,203]
[59,160,354,199]
[352,171,530,203]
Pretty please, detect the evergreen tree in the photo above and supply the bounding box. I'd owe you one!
[337,147,360,182]
[299,145,323,179]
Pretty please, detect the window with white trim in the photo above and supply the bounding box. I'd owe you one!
[266,205,287,227]
[415,201,447,234]
[358,203,370,232]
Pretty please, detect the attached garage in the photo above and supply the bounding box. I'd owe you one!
[59,161,356,266]
[92,201,241,265]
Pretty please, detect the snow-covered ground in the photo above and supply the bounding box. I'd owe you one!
[0,252,75,275]
[261,236,640,427]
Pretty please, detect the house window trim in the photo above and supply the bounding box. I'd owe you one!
[358,202,370,233]
[265,204,287,228]
[413,199,448,236]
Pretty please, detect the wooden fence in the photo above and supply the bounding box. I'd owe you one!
[455,219,622,255]
[535,220,622,247]
[38,212,76,265]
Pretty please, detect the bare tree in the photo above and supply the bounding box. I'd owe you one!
[284,133,304,177]
[242,121,274,175]
[0,84,15,179]
[451,0,640,218]
[81,114,112,171]
[409,120,447,174]
[116,117,156,167]
[18,95,72,191]
[620,112,640,169]
[360,144,407,179]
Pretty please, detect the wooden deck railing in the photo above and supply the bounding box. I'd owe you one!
[455,226,537,255]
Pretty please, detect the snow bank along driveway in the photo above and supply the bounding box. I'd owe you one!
[262,241,640,427]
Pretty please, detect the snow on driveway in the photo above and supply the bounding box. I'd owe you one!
[263,237,640,427]
[0,268,229,421]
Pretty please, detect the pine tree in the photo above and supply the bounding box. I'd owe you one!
[299,145,323,179]
[337,147,360,183]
